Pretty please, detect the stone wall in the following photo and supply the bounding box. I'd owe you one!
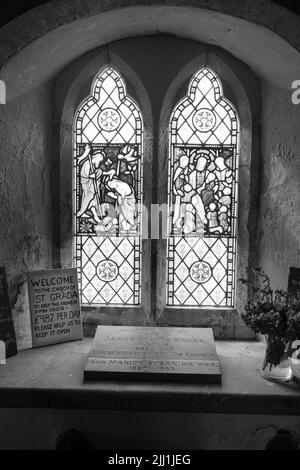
[0,0,299,70]
[259,83,300,289]
[0,85,52,347]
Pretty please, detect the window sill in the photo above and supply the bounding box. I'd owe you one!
[0,338,300,415]
[81,307,255,340]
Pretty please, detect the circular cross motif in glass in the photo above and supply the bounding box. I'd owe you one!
[190,261,212,284]
[98,260,119,282]
[193,108,216,132]
[98,108,121,132]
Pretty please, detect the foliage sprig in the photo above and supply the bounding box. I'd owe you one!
[239,268,300,366]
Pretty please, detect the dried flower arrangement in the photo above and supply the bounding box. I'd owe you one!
[239,268,300,369]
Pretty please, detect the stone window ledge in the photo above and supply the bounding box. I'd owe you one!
[0,339,300,415]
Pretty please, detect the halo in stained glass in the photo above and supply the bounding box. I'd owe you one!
[97,260,119,282]
[98,108,121,132]
[193,108,216,132]
[167,66,239,308]
[190,261,212,284]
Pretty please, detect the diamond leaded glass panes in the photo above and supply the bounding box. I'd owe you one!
[74,67,143,305]
[167,67,239,308]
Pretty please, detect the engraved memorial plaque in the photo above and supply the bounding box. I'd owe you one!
[84,326,221,383]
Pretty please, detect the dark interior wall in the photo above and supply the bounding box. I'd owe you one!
[0,1,299,29]
[1,408,300,450]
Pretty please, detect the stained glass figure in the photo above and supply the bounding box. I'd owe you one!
[167,67,239,307]
[74,67,143,305]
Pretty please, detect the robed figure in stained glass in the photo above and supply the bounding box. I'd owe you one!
[167,67,239,308]
[77,143,139,233]
[74,67,143,305]
[173,150,208,234]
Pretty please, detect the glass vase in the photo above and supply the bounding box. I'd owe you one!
[260,335,292,382]
[288,340,300,382]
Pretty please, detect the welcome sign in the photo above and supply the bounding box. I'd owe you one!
[27,268,83,348]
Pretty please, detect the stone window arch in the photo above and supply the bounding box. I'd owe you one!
[53,48,153,329]
[53,37,261,338]
[156,46,261,337]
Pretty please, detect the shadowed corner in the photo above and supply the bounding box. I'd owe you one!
[265,429,299,451]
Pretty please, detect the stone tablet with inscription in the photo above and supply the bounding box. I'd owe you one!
[84,326,221,383]
[27,268,83,348]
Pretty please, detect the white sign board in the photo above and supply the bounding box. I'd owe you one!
[27,268,83,348]
[0,340,6,365]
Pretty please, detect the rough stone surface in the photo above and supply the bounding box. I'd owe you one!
[1,1,300,53]
[0,3,300,97]
[259,83,300,289]
[0,85,52,348]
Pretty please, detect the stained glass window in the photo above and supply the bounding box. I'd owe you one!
[74,67,143,305]
[167,67,239,308]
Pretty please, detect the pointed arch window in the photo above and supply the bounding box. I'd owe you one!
[74,67,143,306]
[167,67,239,308]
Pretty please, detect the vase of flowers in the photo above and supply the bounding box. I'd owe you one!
[239,269,300,382]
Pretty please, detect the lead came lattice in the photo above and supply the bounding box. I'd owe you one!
[167,67,239,307]
[74,67,143,305]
